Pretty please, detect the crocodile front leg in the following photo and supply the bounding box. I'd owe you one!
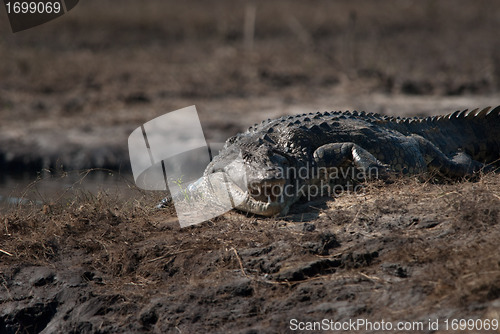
[313,142,391,181]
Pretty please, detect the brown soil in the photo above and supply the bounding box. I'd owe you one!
[1,175,499,333]
[0,0,499,333]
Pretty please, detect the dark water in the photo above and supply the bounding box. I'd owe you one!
[0,170,140,211]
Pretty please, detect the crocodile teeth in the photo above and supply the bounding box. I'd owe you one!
[267,195,272,203]
[279,192,284,203]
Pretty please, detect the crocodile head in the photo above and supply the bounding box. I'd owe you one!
[201,139,297,216]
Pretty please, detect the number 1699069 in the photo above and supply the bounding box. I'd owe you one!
[5,1,61,14]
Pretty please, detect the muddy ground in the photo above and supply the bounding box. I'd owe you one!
[0,0,500,333]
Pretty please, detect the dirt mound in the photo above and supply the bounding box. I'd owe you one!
[1,174,499,333]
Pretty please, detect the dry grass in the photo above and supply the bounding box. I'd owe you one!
[1,174,499,319]
[2,0,499,109]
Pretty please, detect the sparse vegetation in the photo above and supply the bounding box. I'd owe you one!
[1,173,499,332]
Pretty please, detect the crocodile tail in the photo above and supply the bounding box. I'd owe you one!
[416,106,499,123]
[404,106,499,165]
[438,106,500,164]
[452,106,500,120]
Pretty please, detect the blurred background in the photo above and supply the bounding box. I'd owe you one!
[1,0,499,203]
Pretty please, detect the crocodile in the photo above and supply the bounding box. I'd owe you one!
[163,106,500,217]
